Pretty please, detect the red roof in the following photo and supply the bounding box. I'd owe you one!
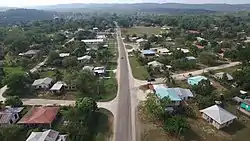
[196,45,204,49]
[18,106,59,124]
[186,30,200,34]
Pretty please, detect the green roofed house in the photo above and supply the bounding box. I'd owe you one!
[187,75,208,85]
[239,99,250,116]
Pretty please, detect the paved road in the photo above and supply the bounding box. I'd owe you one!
[114,25,133,141]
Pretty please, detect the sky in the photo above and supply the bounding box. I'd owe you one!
[1,0,250,7]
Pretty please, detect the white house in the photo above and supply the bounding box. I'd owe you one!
[0,107,24,124]
[136,38,147,44]
[200,105,237,129]
[59,53,70,58]
[97,35,106,39]
[177,48,190,54]
[81,39,104,44]
[156,48,170,55]
[32,77,53,89]
[93,67,105,76]
[26,129,67,141]
[214,72,233,81]
[50,81,67,93]
[147,61,163,68]
[77,55,91,62]
[82,66,94,71]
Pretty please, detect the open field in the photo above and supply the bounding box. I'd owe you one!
[4,67,25,74]
[121,26,162,36]
[129,56,149,80]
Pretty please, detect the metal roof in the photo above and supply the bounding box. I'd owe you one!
[32,77,53,86]
[200,105,237,124]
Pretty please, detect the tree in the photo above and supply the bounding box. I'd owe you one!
[4,73,32,96]
[145,94,165,120]
[192,79,214,96]
[62,56,78,68]
[0,125,27,141]
[53,69,63,81]
[199,52,218,66]
[47,51,60,65]
[5,96,23,107]
[163,115,189,135]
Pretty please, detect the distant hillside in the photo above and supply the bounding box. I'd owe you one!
[0,9,56,25]
[35,3,250,12]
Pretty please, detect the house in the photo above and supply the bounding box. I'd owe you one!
[0,107,24,124]
[82,66,94,71]
[239,99,250,116]
[168,88,194,100]
[96,35,106,40]
[19,50,40,57]
[50,81,67,93]
[26,129,67,141]
[136,38,147,44]
[186,30,200,34]
[214,72,233,81]
[59,53,70,58]
[166,37,172,41]
[196,37,205,42]
[81,39,104,44]
[185,56,196,61]
[142,50,156,57]
[32,77,53,90]
[177,48,190,54]
[187,76,208,85]
[196,45,204,49]
[77,55,91,62]
[200,105,237,129]
[156,48,170,55]
[18,106,60,127]
[147,61,163,68]
[153,84,182,106]
[93,67,105,76]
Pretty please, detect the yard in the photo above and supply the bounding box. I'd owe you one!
[4,67,25,74]
[137,101,250,141]
[122,26,162,36]
[129,56,149,80]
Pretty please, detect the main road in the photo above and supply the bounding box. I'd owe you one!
[114,23,135,141]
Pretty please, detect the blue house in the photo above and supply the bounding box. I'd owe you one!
[153,85,182,106]
[187,76,208,85]
[142,50,156,57]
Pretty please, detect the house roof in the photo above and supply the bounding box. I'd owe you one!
[187,76,208,85]
[147,61,163,67]
[82,66,94,71]
[196,45,204,49]
[94,67,105,74]
[136,38,147,43]
[0,113,13,124]
[59,53,70,58]
[50,81,66,91]
[77,55,91,61]
[153,85,182,101]
[214,72,233,80]
[177,48,190,53]
[26,129,59,141]
[170,88,194,99]
[18,106,59,124]
[142,50,156,55]
[157,48,170,54]
[19,50,40,56]
[81,39,104,43]
[32,77,53,86]
[200,105,237,124]
[186,56,196,60]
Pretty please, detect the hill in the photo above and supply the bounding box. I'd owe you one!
[36,3,250,12]
[0,9,56,25]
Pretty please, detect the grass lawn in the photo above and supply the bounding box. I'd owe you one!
[4,67,25,74]
[122,26,162,36]
[40,70,56,78]
[129,56,149,80]
[125,45,133,49]
[95,108,114,141]
[99,72,117,102]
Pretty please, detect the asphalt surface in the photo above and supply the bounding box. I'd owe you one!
[114,27,132,141]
